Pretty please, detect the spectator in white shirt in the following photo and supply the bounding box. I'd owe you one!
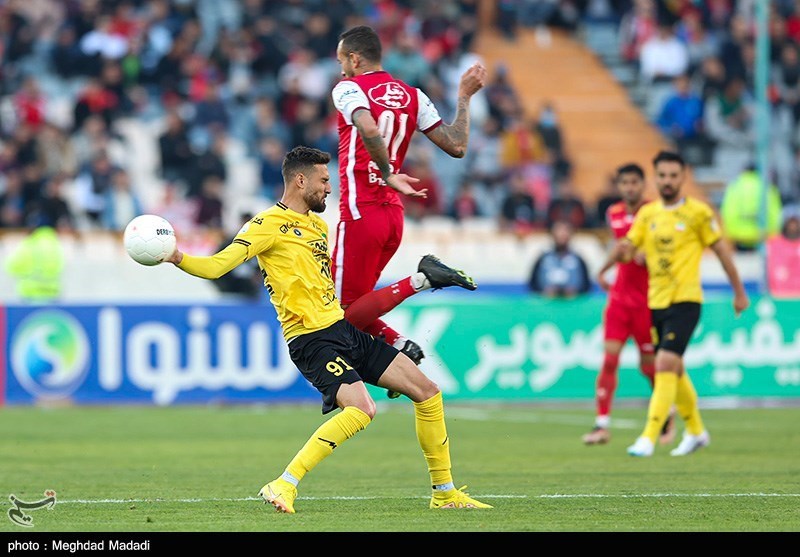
[79,15,129,61]
[639,21,689,120]
[639,21,689,83]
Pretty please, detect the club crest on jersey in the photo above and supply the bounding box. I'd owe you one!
[369,82,410,109]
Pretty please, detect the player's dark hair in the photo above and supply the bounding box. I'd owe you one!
[616,163,644,180]
[339,25,382,63]
[282,146,331,182]
[652,150,685,168]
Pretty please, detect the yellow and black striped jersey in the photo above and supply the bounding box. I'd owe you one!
[626,196,722,309]
[178,202,343,340]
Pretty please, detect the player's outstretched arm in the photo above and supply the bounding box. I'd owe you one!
[167,242,250,280]
[596,247,619,291]
[424,62,487,158]
[710,239,750,316]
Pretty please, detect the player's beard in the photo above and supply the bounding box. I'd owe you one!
[659,185,679,203]
[307,192,327,213]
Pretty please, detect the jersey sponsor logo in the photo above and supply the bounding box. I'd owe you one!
[280,221,300,234]
[368,82,411,109]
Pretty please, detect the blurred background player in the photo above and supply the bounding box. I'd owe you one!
[330,26,487,397]
[622,151,749,457]
[583,163,675,446]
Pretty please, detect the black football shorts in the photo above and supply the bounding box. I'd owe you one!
[288,319,399,414]
[650,302,701,356]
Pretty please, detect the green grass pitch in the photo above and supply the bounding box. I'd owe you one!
[1,402,799,532]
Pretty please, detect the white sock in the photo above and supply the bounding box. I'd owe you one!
[411,271,431,292]
[432,482,455,492]
[392,337,408,350]
[281,471,299,487]
[595,415,610,429]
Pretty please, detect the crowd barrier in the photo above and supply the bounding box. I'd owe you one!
[3,295,798,405]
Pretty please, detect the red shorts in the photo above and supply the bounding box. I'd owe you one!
[331,203,404,306]
[603,300,655,353]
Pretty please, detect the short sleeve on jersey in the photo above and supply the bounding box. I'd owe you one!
[332,80,370,125]
[416,88,442,132]
[697,203,722,247]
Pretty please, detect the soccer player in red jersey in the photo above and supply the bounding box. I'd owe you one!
[331,26,487,395]
[583,163,675,445]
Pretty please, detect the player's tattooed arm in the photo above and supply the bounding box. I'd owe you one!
[425,62,486,158]
[352,108,393,180]
[425,95,471,158]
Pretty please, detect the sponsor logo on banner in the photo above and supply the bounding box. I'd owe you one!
[10,311,89,399]
[5,306,308,405]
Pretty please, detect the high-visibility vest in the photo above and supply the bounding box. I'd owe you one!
[720,171,783,248]
[4,227,65,302]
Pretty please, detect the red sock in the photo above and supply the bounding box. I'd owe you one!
[363,319,402,346]
[343,277,417,330]
[640,359,656,389]
[596,352,620,418]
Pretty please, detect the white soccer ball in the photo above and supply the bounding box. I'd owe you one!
[123,214,177,266]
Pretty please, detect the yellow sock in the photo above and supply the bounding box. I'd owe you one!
[285,406,371,482]
[642,372,678,442]
[413,392,453,487]
[675,372,705,435]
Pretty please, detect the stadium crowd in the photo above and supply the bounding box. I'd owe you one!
[0,0,798,253]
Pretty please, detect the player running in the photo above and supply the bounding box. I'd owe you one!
[583,163,676,446]
[622,150,749,457]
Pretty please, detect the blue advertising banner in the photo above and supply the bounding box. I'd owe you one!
[1,304,318,405]
[3,296,799,405]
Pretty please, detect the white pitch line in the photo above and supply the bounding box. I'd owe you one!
[426,406,641,429]
[51,493,800,505]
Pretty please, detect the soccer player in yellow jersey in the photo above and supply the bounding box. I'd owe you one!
[617,150,750,457]
[164,146,491,512]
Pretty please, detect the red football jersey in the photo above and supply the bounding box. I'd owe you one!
[606,200,649,308]
[331,70,443,221]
